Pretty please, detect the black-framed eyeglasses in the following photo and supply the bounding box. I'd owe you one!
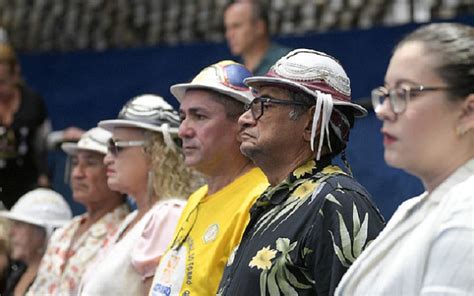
[107,138,145,156]
[244,96,312,120]
[371,85,457,115]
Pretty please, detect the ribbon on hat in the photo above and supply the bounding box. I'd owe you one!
[311,91,334,160]
[161,123,177,152]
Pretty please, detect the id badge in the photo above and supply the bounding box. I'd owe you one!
[150,247,187,296]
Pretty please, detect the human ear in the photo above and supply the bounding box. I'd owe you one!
[303,105,316,142]
[456,94,474,136]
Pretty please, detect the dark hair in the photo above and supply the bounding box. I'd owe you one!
[396,22,474,100]
[288,89,354,158]
[226,0,270,33]
[203,89,245,120]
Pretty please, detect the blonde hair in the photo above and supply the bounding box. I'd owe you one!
[0,43,18,71]
[143,131,200,200]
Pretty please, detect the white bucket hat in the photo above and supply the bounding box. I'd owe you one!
[99,94,181,151]
[244,48,368,160]
[0,188,72,238]
[170,60,254,104]
[61,127,112,155]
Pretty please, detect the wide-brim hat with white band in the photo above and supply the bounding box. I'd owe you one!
[244,48,367,117]
[0,188,72,237]
[61,127,111,155]
[99,94,180,134]
[170,60,254,104]
[244,49,367,160]
[99,94,181,151]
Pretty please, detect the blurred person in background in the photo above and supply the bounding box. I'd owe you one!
[224,0,291,76]
[0,188,72,296]
[0,43,50,208]
[79,95,196,295]
[336,23,474,295]
[149,61,268,296]
[27,127,130,295]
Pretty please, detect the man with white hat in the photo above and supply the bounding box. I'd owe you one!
[149,61,269,296]
[27,127,130,296]
[217,49,385,295]
[0,188,72,295]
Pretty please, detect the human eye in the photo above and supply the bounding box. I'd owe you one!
[70,157,79,167]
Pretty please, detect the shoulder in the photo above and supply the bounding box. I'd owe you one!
[269,43,292,56]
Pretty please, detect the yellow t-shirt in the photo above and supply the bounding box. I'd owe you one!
[149,167,268,296]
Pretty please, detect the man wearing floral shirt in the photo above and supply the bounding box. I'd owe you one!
[217,49,385,295]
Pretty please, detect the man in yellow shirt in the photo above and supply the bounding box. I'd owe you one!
[149,61,268,296]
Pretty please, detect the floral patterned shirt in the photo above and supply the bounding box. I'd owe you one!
[26,203,130,296]
[217,158,385,296]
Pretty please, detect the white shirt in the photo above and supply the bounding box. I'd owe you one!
[336,158,474,296]
[79,200,184,296]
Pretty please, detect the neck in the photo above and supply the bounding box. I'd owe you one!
[242,40,270,73]
[259,147,313,186]
[205,159,254,195]
[133,192,158,214]
[85,197,123,224]
[418,151,474,193]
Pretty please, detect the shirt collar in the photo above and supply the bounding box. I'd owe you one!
[256,156,332,206]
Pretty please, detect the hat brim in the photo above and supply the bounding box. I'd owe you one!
[61,142,106,155]
[98,119,179,134]
[0,211,68,229]
[245,76,368,117]
[171,83,253,104]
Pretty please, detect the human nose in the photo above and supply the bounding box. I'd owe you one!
[71,162,85,179]
[103,151,114,166]
[178,118,195,139]
[238,109,257,130]
[374,96,397,122]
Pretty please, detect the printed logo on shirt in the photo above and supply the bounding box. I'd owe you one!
[203,223,219,244]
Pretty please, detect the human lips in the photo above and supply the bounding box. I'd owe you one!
[105,167,116,177]
[382,130,398,146]
[181,141,198,153]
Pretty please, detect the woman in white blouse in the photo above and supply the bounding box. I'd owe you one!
[336,22,474,295]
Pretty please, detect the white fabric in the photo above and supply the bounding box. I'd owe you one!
[311,90,334,159]
[336,158,474,295]
[79,203,158,296]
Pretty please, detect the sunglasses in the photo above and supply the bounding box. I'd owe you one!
[107,138,145,156]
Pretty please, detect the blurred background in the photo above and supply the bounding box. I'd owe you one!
[1,0,473,218]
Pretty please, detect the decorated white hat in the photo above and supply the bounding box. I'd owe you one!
[171,60,254,104]
[244,49,367,159]
[99,94,181,151]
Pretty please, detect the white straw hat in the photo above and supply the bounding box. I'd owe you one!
[61,127,112,155]
[0,188,72,237]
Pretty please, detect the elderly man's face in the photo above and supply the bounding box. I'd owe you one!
[178,89,241,175]
[238,86,309,162]
[71,150,117,206]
